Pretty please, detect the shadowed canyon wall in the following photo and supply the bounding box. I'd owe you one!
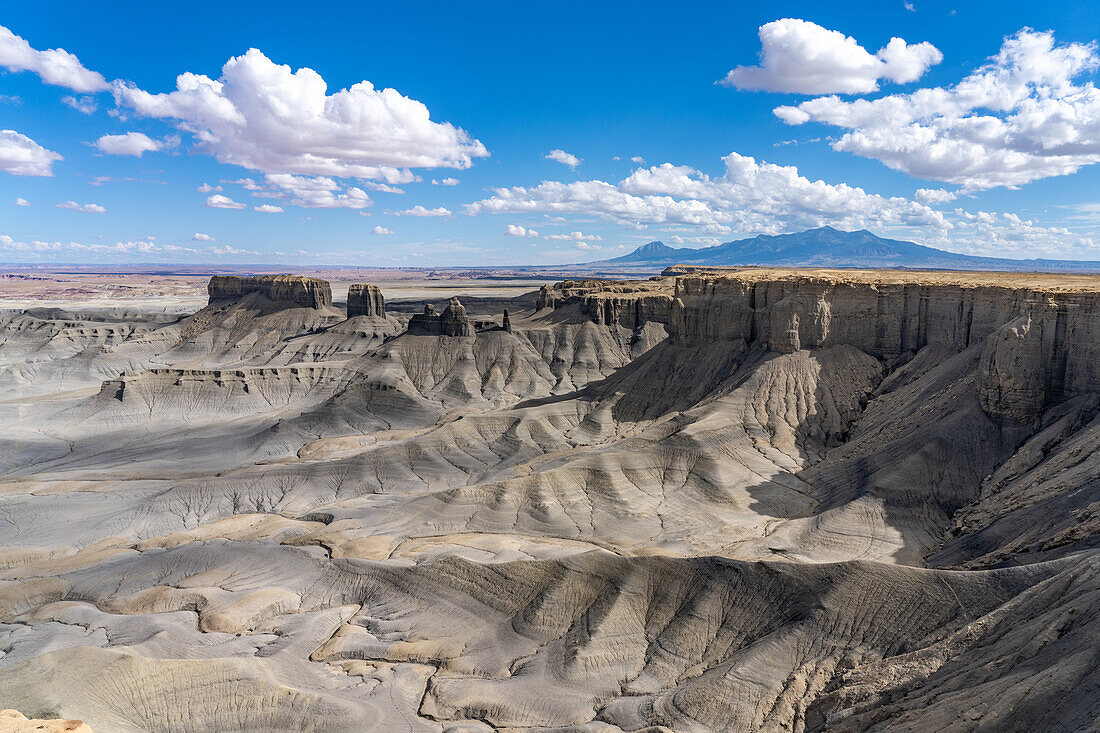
[541,272,1100,423]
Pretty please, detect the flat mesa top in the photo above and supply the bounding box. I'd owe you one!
[209,274,325,285]
[670,265,1100,293]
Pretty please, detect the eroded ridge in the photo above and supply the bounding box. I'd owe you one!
[1,270,1098,731]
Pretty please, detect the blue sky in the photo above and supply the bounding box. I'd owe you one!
[3,0,1100,265]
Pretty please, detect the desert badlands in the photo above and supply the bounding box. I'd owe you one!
[1,269,1098,732]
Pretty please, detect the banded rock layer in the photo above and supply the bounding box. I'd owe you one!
[346,283,385,318]
[542,269,1100,423]
[207,274,333,309]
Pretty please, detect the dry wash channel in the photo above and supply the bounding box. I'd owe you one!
[1,270,1098,732]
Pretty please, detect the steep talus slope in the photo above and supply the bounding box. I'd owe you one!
[928,392,1100,568]
[2,269,1100,731]
[0,307,179,367]
[74,366,358,425]
[171,293,344,366]
[806,554,1100,732]
[262,314,401,365]
[346,345,880,560]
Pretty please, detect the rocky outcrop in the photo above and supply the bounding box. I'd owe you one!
[669,274,1100,422]
[407,303,438,333]
[347,283,385,318]
[502,309,512,333]
[539,270,1100,423]
[407,298,473,336]
[84,365,350,425]
[977,315,1050,423]
[537,280,674,330]
[207,275,332,309]
[440,297,472,336]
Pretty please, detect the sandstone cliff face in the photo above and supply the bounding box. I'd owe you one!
[976,315,1050,422]
[672,276,1100,421]
[346,283,385,318]
[536,280,674,330]
[207,275,332,309]
[440,297,472,336]
[540,272,1100,423]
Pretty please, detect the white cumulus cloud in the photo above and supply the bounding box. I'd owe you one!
[0,129,62,176]
[112,48,488,181]
[56,200,105,213]
[465,152,1097,254]
[774,29,1100,189]
[393,205,451,216]
[473,152,946,233]
[14,197,30,206]
[192,232,215,241]
[505,224,539,237]
[914,188,959,205]
[206,194,246,209]
[432,177,460,186]
[0,234,260,262]
[228,174,372,209]
[931,209,1094,258]
[197,182,222,193]
[94,131,165,156]
[254,204,283,213]
[0,24,108,92]
[722,18,942,94]
[545,149,582,169]
[372,225,394,235]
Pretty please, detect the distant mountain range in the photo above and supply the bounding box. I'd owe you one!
[593,227,1100,272]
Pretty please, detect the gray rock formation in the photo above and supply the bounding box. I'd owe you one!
[502,308,512,333]
[406,303,437,334]
[406,298,473,336]
[207,274,332,309]
[440,297,472,336]
[346,283,385,318]
[3,267,1100,732]
[541,269,1100,423]
[977,314,1050,423]
[537,279,674,330]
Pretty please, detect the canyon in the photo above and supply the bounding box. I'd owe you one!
[0,269,1097,732]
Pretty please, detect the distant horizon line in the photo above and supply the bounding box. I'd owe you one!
[8,223,1100,269]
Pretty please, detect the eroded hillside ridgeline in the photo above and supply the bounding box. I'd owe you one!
[1,270,1097,732]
